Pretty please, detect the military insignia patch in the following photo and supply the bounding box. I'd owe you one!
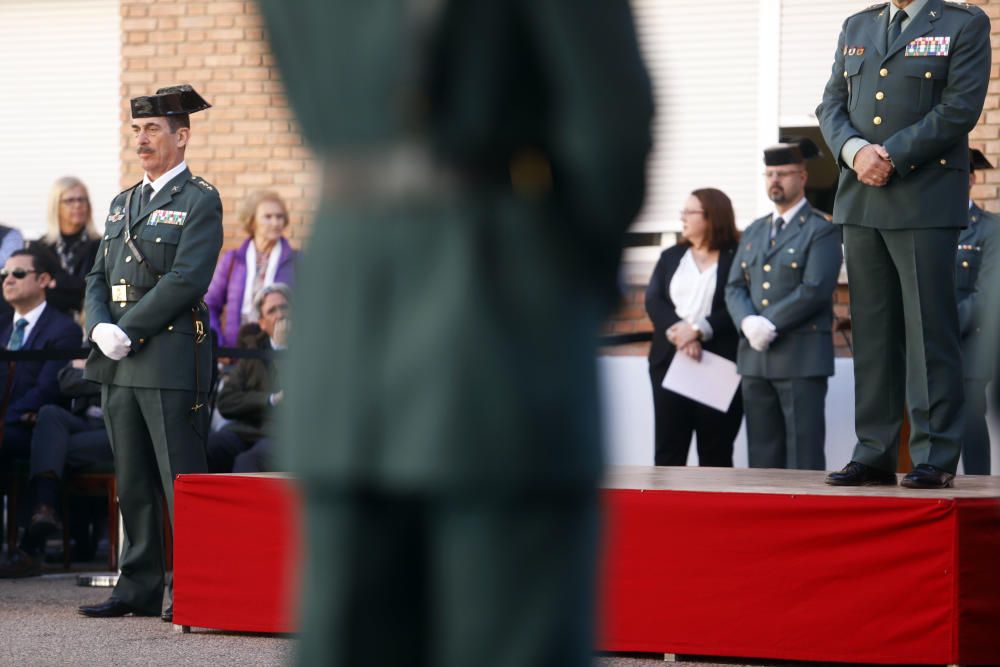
[905,36,950,57]
[107,210,124,223]
[148,209,188,226]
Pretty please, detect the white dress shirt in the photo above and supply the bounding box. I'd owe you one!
[669,248,716,341]
[10,301,47,347]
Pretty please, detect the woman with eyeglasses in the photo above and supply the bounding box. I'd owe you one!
[30,176,101,314]
[205,190,298,349]
[645,188,743,467]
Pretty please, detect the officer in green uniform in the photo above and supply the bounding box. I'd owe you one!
[726,140,842,470]
[818,0,991,488]
[254,1,653,665]
[78,85,222,620]
[957,148,998,474]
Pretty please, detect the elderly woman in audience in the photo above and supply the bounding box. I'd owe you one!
[205,190,297,348]
[32,176,101,314]
[646,188,743,467]
[207,283,290,473]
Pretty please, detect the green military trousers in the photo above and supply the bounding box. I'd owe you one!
[741,376,828,470]
[296,483,600,667]
[102,385,209,613]
[843,225,964,474]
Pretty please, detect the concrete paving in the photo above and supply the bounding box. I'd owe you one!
[0,574,827,666]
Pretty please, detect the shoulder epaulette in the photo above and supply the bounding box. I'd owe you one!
[852,2,888,18]
[189,176,217,193]
[944,0,974,11]
[116,180,142,198]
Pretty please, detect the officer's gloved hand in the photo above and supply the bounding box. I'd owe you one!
[741,316,777,352]
[92,323,132,361]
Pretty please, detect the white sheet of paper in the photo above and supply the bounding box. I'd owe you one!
[661,348,741,412]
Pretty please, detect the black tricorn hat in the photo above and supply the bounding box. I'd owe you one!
[970,148,994,172]
[130,84,211,119]
[764,137,823,166]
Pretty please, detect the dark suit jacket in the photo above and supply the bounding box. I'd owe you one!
[84,169,223,391]
[816,0,991,229]
[0,304,83,424]
[726,202,842,379]
[29,237,101,314]
[257,0,653,490]
[216,325,280,443]
[958,203,1000,379]
[645,243,739,381]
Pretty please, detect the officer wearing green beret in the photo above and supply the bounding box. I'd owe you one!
[78,85,223,620]
[726,140,842,470]
[957,148,998,474]
[818,0,991,488]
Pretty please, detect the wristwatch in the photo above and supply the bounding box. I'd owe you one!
[691,322,703,340]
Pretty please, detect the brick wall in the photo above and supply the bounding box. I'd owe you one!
[608,0,1000,355]
[119,0,318,251]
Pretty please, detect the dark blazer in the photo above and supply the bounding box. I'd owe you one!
[84,168,223,391]
[958,203,1000,379]
[29,237,101,314]
[816,0,991,229]
[216,324,280,443]
[0,304,83,424]
[645,243,739,379]
[726,202,842,379]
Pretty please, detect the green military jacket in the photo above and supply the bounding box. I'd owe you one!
[957,203,1000,379]
[84,168,223,391]
[725,202,842,378]
[257,0,653,491]
[816,0,991,229]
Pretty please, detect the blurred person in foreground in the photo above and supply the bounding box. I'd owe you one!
[255,1,653,665]
[207,283,290,473]
[205,190,297,349]
[956,149,999,474]
[31,176,102,315]
[726,140,842,471]
[645,188,742,467]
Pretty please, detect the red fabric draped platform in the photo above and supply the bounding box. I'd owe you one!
[173,468,1000,663]
[599,467,1000,665]
[173,474,302,633]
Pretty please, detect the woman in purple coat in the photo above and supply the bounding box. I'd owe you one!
[205,190,298,348]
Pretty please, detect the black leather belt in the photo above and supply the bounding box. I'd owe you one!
[110,284,150,303]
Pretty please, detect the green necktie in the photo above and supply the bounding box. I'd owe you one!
[7,318,28,351]
[888,10,907,48]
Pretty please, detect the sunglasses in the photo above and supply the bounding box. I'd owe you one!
[0,269,38,280]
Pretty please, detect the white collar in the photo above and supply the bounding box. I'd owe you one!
[12,301,46,326]
[143,160,188,196]
[772,196,808,226]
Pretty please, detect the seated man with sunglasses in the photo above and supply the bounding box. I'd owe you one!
[0,248,83,464]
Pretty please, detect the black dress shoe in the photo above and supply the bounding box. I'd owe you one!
[27,505,61,545]
[0,549,41,579]
[78,598,159,618]
[901,463,955,489]
[825,461,897,486]
[161,605,173,623]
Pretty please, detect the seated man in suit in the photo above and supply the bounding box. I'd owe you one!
[0,248,83,463]
[0,359,111,577]
[206,283,289,473]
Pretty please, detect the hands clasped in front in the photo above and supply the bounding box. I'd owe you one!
[666,321,702,361]
[854,144,894,187]
[740,315,777,352]
[91,322,132,361]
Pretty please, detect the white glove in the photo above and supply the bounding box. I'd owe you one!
[741,316,777,352]
[92,323,132,361]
